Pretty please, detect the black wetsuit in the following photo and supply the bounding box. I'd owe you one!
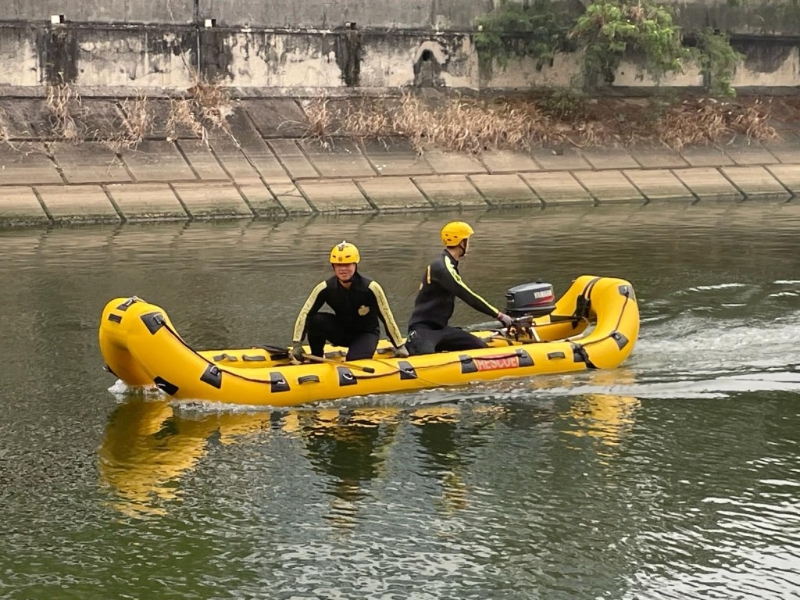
[406,251,499,355]
[293,272,404,360]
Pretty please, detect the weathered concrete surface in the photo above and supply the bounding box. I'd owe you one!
[171,182,253,218]
[2,7,800,92]
[105,182,187,220]
[1,95,800,228]
[520,172,594,205]
[35,184,120,222]
[766,164,800,193]
[468,174,541,207]
[422,150,486,175]
[121,141,196,182]
[50,142,131,183]
[480,150,539,174]
[2,0,799,38]
[355,176,431,211]
[673,168,744,201]
[720,166,791,200]
[296,179,370,212]
[0,186,49,225]
[412,174,487,208]
[573,171,645,204]
[624,169,696,202]
[0,144,62,185]
[361,138,433,177]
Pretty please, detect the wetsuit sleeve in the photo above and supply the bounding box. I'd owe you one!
[368,281,405,348]
[436,259,499,319]
[292,282,327,342]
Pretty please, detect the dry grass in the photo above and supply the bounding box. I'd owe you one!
[103,93,153,154]
[45,83,82,142]
[303,92,778,154]
[167,76,232,143]
[654,99,777,150]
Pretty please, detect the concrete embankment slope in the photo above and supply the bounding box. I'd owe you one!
[1,95,800,228]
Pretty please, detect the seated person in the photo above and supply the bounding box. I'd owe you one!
[292,241,409,362]
[406,221,513,356]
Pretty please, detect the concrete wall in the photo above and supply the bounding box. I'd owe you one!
[4,0,800,37]
[2,22,797,91]
[0,0,193,24]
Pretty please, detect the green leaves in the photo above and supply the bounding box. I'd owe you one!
[570,0,688,87]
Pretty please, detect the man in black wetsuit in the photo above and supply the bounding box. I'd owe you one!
[405,221,514,356]
[291,241,409,362]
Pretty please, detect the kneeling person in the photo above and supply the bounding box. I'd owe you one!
[292,241,408,362]
[406,221,513,356]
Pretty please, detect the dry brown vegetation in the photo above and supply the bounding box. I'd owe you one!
[45,83,82,142]
[26,84,785,157]
[304,93,779,153]
[40,78,232,152]
[166,77,232,142]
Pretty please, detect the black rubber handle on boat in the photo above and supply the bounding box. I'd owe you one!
[253,343,376,373]
[303,353,376,373]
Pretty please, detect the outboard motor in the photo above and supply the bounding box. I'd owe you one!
[505,281,556,318]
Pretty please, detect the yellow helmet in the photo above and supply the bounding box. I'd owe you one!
[329,240,360,264]
[441,221,475,247]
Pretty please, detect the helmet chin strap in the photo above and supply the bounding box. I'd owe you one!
[460,239,469,257]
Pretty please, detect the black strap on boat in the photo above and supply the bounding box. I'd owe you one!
[580,289,633,350]
[116,297,140,312]
[337,366,358,386]
[398,360,418,380]
[572,276,601,328]
[269,372,291,392]
[200,364,223,389]
[571,343,597,369]
[154,376,179,395]
[140,312,166,335]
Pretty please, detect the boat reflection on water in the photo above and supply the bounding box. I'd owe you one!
[560,369,642,454]
[290,407,403,530]
[97,396,275,517]
[98,371,644,520]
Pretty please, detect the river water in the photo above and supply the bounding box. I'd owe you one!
[1,203,800,599]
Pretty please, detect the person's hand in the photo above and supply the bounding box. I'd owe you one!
[497,312,514,328]
[394,344,410,358]
[291,342,305,362]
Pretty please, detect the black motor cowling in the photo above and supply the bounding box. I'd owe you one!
[505,282,556,318]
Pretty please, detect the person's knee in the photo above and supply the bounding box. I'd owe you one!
[406,330,435,356]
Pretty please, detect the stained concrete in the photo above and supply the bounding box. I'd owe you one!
[296,179,371,212]
[176,140,228,180]
[468,174,541,207]
[412,174,487,208]
[0,186,49,225]
[623,169,695,202]
[0,144,62,185]
[720,166,791,200]
[121,141,196,182]
[356,176,431,211]
[2,92,800,227]
[35,184,120,222]
[765,164,800,194]
[267,139,320,179]
[105,182,187,220]
[171,181,253,218]
[50,142,131,184]
[520,172,594,204]
[673,168,744,201]
[361,138,433,177]
[573,171,645,203]
[300,139,376,178]
[421,151,487,175]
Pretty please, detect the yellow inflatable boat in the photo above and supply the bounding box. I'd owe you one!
[98,275,640,407]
